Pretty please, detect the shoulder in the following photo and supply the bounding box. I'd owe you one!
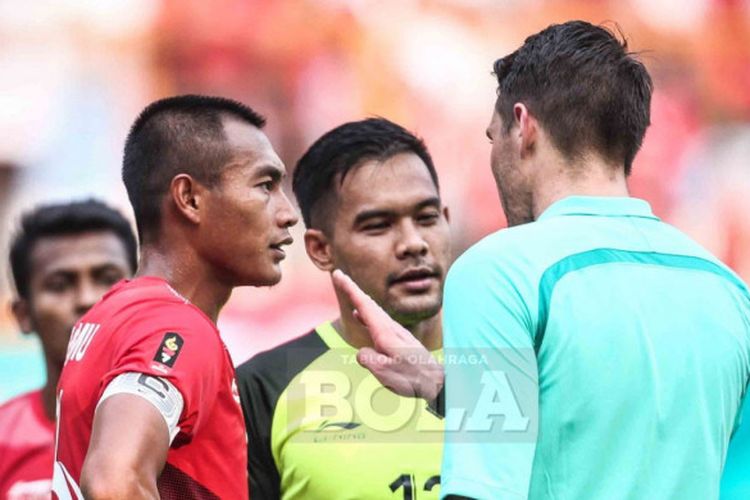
[109,293,218,344]
[0,390,51,443]
[99,278,216,329]
[87,294,223,373]
[0,390,36,420]
[447,224,549,296]
[451,220,564,273]
[236,329,328,385]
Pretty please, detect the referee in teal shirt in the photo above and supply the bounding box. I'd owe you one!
[331,20,749,500]
[442,195,749,499]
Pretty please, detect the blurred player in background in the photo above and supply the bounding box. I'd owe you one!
[52,95,298,499]
[332,21,750,499]
[0,199,136,499]
[236,118,450,499]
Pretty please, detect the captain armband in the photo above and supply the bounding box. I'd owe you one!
[98,371,184,444]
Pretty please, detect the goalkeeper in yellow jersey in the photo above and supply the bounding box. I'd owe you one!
[236,118,451,500]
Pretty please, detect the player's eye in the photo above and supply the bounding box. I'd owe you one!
[96,267,125,286]
[417,211,440,225]
[362,221,390,232]
[44,275,73,293]
[258,181,274,193]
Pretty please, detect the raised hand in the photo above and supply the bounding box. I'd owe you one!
[331,269,444,401]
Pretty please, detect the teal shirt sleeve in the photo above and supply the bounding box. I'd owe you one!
[440,244,539,500]
[722,385,750,499]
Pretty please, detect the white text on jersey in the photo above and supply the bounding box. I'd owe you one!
[64,323,101,364]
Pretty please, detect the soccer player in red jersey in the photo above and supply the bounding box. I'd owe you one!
[51,95,298,499]
[1,200,136,500]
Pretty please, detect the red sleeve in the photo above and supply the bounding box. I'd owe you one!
[99,301,223,439]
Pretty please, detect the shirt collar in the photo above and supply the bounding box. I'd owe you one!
[537,196,659,221]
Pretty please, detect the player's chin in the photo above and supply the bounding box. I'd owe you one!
[257,267,283,287]
[390,296,442,323]
[238,263,283,287]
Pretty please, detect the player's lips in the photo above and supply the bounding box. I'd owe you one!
[389,267,440,292]
[269,236,293,259]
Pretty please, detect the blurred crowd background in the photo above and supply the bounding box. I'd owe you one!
[2,0,750,401]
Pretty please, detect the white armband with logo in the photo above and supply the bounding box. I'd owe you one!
[98,372,184,444]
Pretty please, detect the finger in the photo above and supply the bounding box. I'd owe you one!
[352,309,366,327]
[333,270,421,352]
[332,269,395,334]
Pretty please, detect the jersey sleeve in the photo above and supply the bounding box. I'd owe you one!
[722,383,750,498]
[100,301,223,440]
[235,359,281,500]
[440,245,539,500]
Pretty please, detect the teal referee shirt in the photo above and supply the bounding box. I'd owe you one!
[441,196,750,499]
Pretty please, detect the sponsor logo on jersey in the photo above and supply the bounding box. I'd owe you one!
[316,420,362,432]
[311,420,366,443]
[152,332,184,368]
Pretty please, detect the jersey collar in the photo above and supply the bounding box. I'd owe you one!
[537,196,659,222]
[316,320,443,357]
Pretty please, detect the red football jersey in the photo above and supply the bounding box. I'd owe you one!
[52,276,247,500]
[0,389,55,500]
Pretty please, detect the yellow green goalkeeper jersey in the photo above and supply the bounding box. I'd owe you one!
[236,321,444,500]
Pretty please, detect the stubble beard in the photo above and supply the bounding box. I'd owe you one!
[498,179,534,228]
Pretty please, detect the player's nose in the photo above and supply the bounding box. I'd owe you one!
[396,221,429,259]
[74,280,100,315]
[278,189,299,229]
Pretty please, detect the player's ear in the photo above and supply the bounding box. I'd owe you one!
[11,298,34,334]
[304,228,334,272]
[170,174,203,225]
[514,103,537,158]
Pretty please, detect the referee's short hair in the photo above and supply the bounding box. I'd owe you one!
[122,95,266,242]
[493,20,653,175]
[292,118,439,232]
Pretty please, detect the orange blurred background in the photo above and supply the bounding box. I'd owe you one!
[2,0,750,399]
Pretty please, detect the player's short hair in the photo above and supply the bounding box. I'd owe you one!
[292,117,439,231]
[122,94,266,241]
[9,199,138,299]
[493,20,653,175]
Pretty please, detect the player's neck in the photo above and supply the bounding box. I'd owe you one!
[137,246,232,323]
[334,311,442,351]
[531,156,629,220]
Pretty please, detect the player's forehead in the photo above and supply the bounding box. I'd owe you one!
[221,117,285,177]
[29,231,131,278]
[337,153,439,211]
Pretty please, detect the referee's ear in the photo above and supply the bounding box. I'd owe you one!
[303,228,334,272]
